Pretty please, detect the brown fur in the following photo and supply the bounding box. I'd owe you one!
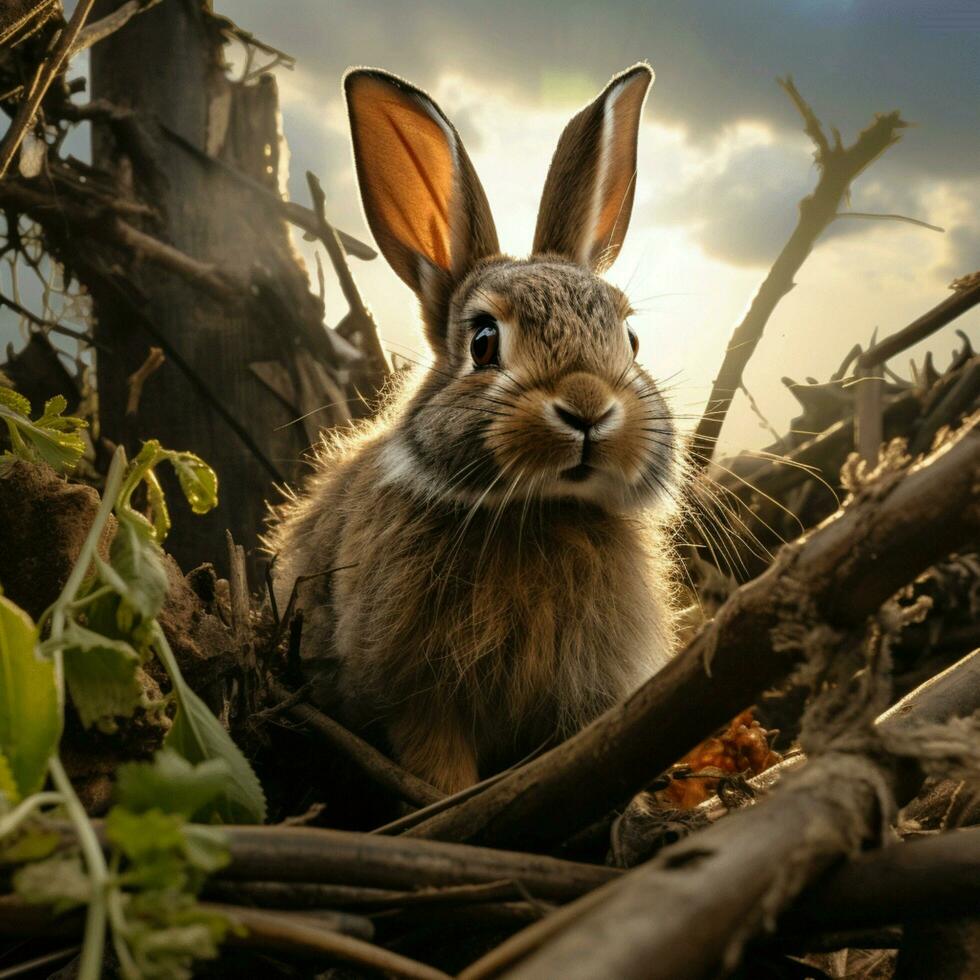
[266,64,679,793]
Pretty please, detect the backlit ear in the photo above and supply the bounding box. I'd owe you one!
[344,68,499,304]
[533,64,653,272]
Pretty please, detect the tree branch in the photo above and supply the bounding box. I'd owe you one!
[783,826,980,934]
[267,680,444,808]
[857,274,980,370]
[693,80,907,462]
[0,0,96,179]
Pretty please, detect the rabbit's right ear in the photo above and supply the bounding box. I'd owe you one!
[344,69,499,328]
[533,65,653,272]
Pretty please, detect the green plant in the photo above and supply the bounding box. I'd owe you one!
[0,386,87,473]
[0,434,266,979]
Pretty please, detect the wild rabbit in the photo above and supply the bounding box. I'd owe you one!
[267,63,683,793]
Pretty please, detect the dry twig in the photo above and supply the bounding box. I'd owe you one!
[267,680,444,808]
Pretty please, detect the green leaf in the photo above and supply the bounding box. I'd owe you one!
[0,825,60,864]
[164,684,266,824]
[62,623,142,731]
[130,920,225,980]
[180,824,230,874]
[115,750,232,820]
[0,595,60,798]
[0,387,30,417]
[0,386,87,473]
[108,517,169,622]
[106,806,229,890]
[168,452,218,515]
[107,807,193,891]
[0,750,18,807]
[13,853,92,912]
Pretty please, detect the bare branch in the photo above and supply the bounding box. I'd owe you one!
[305,171,389,386]
[784,826,980,934]
[834,210,945,233]
[124,346,165,417]
[268,680,444,809]
[0,0,96,179]
[693,81,907,462]
[857,275,980,370]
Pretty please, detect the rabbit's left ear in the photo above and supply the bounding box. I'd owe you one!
[533,64,653,272]
[345,69,499,317]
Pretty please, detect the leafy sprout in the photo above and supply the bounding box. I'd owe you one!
[0,387,87,474]
[0,428,262,980]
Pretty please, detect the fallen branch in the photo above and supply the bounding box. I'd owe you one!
[693,79,907,463]
[210,824,617,900]
[306,171,389,385]
[204,879,532,911]
[214,904,452,979]
[0,897,446,980]
[405,415,980,848]
[876,646,980,737]
[267,680,444,808]
[0,0,96,179]
[782,826,980,934]
[202,904,454,979]
[470,749,894,980]
[857,275,980,370]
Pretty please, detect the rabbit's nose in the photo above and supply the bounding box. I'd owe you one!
[552,400,621,437]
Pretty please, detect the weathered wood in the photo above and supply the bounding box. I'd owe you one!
[405,416,980,849]
[784,827,980,933]
[479,751,893,980]
[213,825,617,901]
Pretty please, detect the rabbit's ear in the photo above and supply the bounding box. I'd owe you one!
[344,69,499,300]
[533,64,653,272]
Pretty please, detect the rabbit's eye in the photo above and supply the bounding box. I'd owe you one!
[471,316,500,367]
[628,327,639,358]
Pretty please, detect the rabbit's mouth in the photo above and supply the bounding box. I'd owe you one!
[559,462,595,483]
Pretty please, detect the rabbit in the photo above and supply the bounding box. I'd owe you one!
[266,63,683,794]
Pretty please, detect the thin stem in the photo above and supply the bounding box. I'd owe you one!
[0,791,64,839]
[107,853,139,979]
[42,446,127,980]
[48,756,107,980]
[47,447,126,697]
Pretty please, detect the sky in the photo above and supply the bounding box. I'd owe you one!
[5,0,979,453]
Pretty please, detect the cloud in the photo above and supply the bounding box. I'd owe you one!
[219,0,979,279]
[222,0,980,177]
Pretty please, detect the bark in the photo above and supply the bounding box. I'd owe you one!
[476,751,893,980]
[784,826,980,933]
[211,824,617,900]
